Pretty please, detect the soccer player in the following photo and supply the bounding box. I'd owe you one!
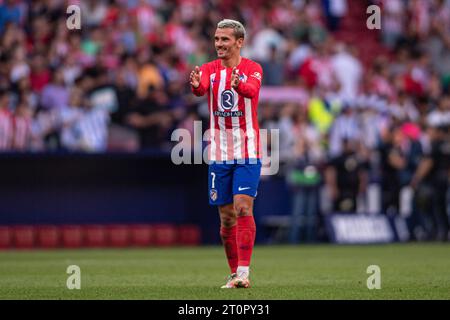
[190,19,263,289]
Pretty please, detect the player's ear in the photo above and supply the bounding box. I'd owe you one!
[236,37,244,48]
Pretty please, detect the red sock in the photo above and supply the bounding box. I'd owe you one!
[236,215,256,267]
[220,225,238,274]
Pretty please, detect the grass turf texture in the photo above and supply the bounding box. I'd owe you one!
[0,244,449,299]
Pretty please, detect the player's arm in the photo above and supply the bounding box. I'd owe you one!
[232,63,263,99]
[190,65,210,96]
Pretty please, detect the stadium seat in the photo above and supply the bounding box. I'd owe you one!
[36,225,61,249]
[61,225,84,248]
[154,224,177,247]
[12,226,36,249]
[0,226,12,249]
[106,225,130,247]
[177,225,201,246]
[84,225,107,248]
[130,224,155,247]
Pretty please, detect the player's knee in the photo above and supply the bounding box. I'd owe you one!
[234,200,252,217]
[219,208,236,228]
[220,215,236,228]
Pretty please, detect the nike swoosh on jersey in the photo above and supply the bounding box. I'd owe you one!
[238,187,251,191]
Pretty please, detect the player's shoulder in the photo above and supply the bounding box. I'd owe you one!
[242,58,263,81]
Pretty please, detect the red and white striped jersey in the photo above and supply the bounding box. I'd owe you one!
[192,58,263,162]
[13,116,32,151]
[0,109,13,150]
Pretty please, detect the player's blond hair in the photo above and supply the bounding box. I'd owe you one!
[217,19,246,39]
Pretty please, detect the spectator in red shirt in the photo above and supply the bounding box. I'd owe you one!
[29,54,50,93]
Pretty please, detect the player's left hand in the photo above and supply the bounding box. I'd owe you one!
[231,67,240,89]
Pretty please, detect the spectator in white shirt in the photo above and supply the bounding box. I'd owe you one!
[331,44,363,102]
[60,89,110,152]
[329,104,361,157]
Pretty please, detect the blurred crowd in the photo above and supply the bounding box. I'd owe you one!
[0,0,449,241]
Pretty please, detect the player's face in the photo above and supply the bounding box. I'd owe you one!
[214,28,243,60]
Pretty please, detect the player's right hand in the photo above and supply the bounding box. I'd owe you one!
[190,66,201,89]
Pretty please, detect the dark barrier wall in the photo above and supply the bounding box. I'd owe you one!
[0,153,291,244]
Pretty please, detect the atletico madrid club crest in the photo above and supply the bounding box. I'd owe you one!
[210,189,218,201]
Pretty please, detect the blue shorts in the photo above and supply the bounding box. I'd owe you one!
[208,159,262,206]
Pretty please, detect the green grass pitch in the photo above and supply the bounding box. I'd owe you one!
[0,244,449,299]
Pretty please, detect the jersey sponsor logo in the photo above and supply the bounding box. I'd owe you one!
[213,110,243,117]
[238,186,251,191]
[221,89,235,110]
[251,72,261,81]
